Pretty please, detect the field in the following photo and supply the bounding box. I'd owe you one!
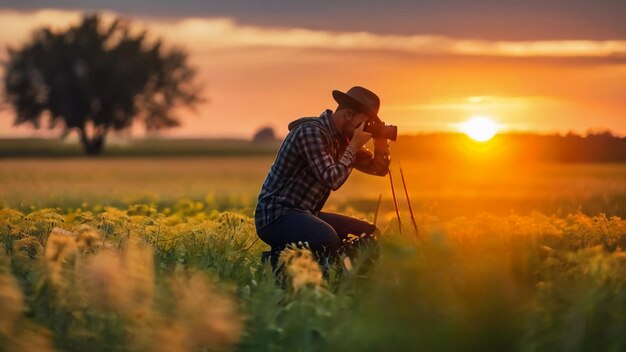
[2,156,625,218]
[1,156,625,351]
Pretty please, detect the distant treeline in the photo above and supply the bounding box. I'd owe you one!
[0,138,280,158]
[1,132,625,162]
[392,131,626,163]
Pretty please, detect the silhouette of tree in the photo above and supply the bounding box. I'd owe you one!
[252,126,277,143]
[2,14,203,155]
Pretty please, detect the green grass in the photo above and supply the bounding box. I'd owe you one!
[0,155,625,351]
[0,204,625,352]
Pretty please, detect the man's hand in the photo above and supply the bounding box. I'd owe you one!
[349,122,372,149]
[354,137,391,176]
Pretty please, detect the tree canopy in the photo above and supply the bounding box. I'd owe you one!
[2,14,203,154]
[252,126,277,143]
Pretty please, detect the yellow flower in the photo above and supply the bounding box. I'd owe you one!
[73,224,101,251]
[12,237,44,261]
[45,227,77,263]
[278,247,325,291]
[166,273,243,351]
[0,263,24,336]
[11,237,44,273]
[76,237,154,317]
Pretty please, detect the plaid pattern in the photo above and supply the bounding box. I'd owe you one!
[254,109,390,230]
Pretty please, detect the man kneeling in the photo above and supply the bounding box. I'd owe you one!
[254,86,392,273]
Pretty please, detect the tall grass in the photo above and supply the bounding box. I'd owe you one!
[0,202,625,351]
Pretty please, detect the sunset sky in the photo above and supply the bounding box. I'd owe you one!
[0,1,625,138]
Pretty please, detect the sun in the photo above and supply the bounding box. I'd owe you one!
[460,116,498,142]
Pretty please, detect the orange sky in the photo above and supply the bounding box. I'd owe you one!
[0,9,625,138]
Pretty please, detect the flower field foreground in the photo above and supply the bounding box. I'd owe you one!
[1,203,625,351]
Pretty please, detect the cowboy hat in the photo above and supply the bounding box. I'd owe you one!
[332,86,382,124]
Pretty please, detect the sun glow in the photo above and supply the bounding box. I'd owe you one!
[460,116,498,142]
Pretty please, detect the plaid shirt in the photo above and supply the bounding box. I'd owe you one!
[254,109,390,230]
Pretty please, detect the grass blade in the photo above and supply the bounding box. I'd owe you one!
[388,167,402,234]
[399,164,422,243]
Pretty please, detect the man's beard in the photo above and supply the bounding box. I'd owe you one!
[343,121,361,139]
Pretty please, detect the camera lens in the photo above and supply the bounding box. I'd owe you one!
[387,125,398,141]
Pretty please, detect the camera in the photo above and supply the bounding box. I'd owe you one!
[364,120,398,141]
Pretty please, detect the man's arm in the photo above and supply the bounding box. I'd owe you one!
[354,138,391,176]
[296,124,357,191]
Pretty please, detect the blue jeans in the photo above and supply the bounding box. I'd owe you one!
[257,211,379,265]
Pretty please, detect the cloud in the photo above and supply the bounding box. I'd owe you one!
[0,9,82,47]
[1,9,625,60]
[1,9,625,138]
[387,96,547,112]
[150,17,626,58]
[5,0,626,40]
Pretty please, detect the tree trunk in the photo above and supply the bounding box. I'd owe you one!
[78,126,108,156]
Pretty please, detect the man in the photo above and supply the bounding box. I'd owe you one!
[254,86,391,270]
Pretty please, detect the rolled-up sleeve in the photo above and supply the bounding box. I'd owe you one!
[296,125,356,190]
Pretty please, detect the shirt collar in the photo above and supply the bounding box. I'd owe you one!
[320,109,343,138]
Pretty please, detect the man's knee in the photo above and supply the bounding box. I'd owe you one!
[353,219,378,237]
[311,229,341,253]
[297,218,341,253]
[343,220,379,251]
